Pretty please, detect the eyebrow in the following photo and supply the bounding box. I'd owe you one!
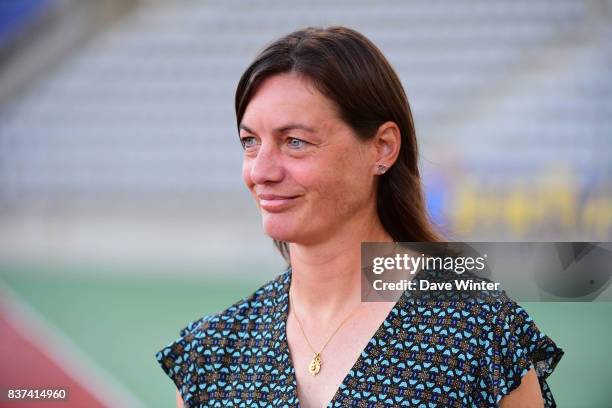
[239,123,317,135]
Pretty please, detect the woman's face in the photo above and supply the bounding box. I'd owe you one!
[240,73,378,245]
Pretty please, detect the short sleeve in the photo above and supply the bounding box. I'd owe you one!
[155,315,213,405]
[477,300,564,407]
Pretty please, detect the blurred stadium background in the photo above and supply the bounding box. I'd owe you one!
[0,0,611,406]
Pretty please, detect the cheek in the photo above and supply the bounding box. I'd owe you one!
[335,172,372,214]
[310,156,373,212]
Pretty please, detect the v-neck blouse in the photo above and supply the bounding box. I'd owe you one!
[156,268,563,407]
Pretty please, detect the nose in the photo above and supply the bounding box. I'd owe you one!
[248,142,284,185]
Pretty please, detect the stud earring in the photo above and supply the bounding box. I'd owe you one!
[376,164,387,175]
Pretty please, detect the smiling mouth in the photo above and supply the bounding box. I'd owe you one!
[257,195,300,212]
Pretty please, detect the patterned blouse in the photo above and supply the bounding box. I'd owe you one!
[156,268,563,407]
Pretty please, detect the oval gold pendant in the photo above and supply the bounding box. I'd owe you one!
[308,353,321,376]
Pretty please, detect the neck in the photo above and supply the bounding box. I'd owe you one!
[288,211,392,322]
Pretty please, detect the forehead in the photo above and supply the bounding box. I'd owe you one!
[241,73,340,128]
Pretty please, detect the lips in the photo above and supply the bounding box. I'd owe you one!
[257,193,300,212]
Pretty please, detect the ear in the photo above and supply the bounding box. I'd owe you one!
[372,121,401,175]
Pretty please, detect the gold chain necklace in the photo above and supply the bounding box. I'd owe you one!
[289,282,373,377]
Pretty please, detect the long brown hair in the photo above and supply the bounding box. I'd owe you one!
[235,26,441,263]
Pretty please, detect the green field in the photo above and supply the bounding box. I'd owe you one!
[1,262,611,407]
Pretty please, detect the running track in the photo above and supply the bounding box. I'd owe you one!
[0,282,144,408]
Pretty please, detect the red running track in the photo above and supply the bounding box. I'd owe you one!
[0,305,107,408]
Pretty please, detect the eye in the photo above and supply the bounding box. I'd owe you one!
[240,136,258,150]
[287,137,307,149]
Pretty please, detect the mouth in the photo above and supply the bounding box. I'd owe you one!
[257,194,300,212]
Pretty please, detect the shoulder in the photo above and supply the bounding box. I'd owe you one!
[178,268,291,339]
[398,271,554,358]
[407,267,531,321]
[392,272,563,406]
[155,269,291,405]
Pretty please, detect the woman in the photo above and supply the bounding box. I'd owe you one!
[156,26,563,407]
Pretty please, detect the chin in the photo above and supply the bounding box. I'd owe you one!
[262,223,297,243]
[261,215,302,243]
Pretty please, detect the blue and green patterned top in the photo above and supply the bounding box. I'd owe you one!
[156,268,563,407]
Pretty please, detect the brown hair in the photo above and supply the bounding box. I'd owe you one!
[235,26,441,263]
